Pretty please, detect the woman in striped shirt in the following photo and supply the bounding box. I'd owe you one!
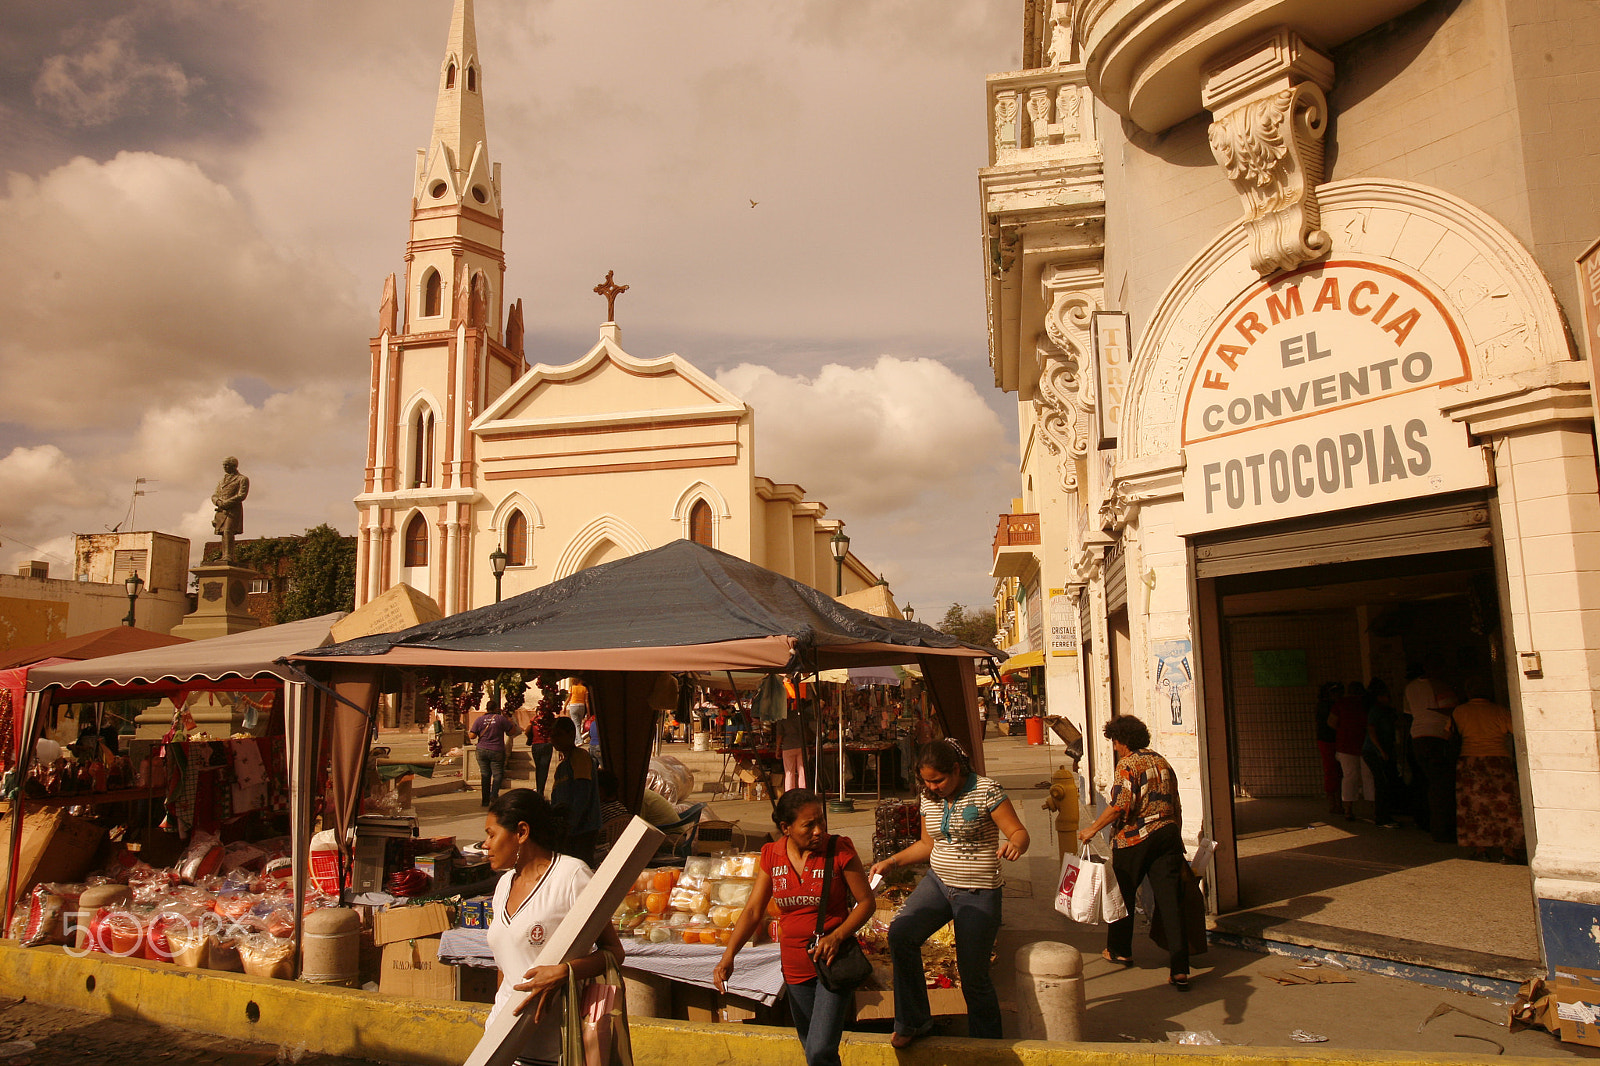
[869,740,1028,1046]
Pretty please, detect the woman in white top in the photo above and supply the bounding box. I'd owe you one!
[483,788,625,1066]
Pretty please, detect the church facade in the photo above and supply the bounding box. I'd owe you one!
[353,0,880,614]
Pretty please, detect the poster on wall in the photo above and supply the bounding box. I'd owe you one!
[1175,260,1492,534]
[1048,588,1078,656]
[1152,638,1196,733]
[1091,311,1131,450]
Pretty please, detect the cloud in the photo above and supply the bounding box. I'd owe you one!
[33,15,194,128]
[718,355,1008,515]
[0,151,368,430]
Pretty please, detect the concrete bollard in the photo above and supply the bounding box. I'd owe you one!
[622,971,672,1018]
[1014,941,1084,1042]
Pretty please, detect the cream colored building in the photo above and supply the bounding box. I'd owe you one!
[0,533,191,652]
[354,0,882,614]
[983,0,1600,974]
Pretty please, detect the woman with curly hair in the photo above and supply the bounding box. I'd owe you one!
[1078,714,1191,990]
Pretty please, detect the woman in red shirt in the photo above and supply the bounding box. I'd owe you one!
[714,789,875,1066]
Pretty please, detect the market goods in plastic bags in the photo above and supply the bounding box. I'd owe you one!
[1099,863,1128,923]
[20,885,68,947]
[238,932,295,979]
[176,832,224,884]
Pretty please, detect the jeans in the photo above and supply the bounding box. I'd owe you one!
[477,750,506,805]
[530,743,553,795]
[1108,822,1188,977]
[786,976,851,1066]
[887,870,1002,1039]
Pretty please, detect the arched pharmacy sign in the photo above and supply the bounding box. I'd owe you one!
[1177,260,1488,534]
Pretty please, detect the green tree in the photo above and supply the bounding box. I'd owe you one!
[938,603,999,649]
[276,524,357,623]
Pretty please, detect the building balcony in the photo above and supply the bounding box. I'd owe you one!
[1075,0,1428,132]
[986,67,1100,170]
[991,513,1041,580]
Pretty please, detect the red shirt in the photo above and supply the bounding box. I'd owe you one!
[760,835,857,983]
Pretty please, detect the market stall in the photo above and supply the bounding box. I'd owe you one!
[290,541,995,818]
[4,613,361,979]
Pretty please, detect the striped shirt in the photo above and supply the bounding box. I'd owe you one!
[921,774,1008,889]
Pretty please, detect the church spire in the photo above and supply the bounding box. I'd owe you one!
[414,0,498,215]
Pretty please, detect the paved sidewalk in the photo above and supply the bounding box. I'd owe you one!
[385,727,1589,1057]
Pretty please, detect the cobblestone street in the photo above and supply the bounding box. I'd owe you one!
[0,997,385,1066]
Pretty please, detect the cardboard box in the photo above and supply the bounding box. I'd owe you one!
[0,809,106,894]
[379,937,457,1001]
[374,902,453,946]
[459,895,494,929]
[853,986,967,1022]
[414,851,453,890]
[1553,968,1600,1046]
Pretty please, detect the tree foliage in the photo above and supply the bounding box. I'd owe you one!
[938,602,999,649]
[277,524,357,624]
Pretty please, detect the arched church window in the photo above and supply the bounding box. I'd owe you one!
[468,273,489,327]
[411,407,435,488]
[446,64,456,89]
[422,270,442,317]
[689,499,713,547]
[505,510,528,567]
[404,513,429,567]
[467,66,477,92]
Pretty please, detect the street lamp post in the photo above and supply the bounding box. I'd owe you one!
[829,529,850,596]
[490,547,509,604]
[122,571,144,627]
[904,603,914,622]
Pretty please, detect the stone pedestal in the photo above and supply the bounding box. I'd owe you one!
[1014,941,1084,1042]
[169,563,264,641]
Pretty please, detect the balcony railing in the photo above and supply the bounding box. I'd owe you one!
[993,513,1041,556]
[987,67,1096,168]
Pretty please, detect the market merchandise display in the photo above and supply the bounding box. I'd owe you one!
[855,880,979,991]
[873,799,921,864]
[612,853,770,947]
[9,833,330,979]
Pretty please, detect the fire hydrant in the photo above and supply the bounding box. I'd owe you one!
[1041,763,1080,859]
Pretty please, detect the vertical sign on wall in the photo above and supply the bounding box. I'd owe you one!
[1048,587,1078,657]
[1091,311,1131,450]
[1574,238,1600,450]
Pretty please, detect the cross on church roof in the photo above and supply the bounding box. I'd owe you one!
[593,270,629,323]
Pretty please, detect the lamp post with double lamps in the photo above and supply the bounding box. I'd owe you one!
[829,529,850,596]
[122,571,144,627]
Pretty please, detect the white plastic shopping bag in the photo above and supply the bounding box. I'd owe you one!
[1099,863,1127,923]
[1069,846,1107,924]
[1053,848,1085,917]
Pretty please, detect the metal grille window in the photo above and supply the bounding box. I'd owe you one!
[112,549,147,582]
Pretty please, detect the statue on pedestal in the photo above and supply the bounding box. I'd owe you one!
[211,457,249,563]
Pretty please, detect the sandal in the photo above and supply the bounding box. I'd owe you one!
[1101,950,1133,965]
[1170,974,1191,991]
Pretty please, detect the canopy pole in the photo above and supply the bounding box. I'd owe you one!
[4,690,49,931]
[285,680,313,979]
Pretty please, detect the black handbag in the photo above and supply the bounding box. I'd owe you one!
[809,835,872,993]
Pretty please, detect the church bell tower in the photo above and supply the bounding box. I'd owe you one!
[354,0,527,613]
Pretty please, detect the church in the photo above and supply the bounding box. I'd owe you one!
[353,0,884,614]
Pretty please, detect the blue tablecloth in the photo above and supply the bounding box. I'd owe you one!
[437,927,786,1005]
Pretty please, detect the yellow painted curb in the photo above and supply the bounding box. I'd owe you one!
[0,942,1537,1066]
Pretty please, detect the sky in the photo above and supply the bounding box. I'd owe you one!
[0,0,1025,620]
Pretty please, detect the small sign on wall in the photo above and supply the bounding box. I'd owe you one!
[1048,587,1078,656]
[1251,649,1309,688]
[1152,638,1196,732]
[1091,311,1131,450]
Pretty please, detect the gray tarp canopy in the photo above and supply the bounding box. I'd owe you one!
[291,540,995,810]
[10,613,350,974]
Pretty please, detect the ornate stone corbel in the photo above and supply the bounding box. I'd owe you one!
[1203,31,1334,277]
[1035,275,1101,492]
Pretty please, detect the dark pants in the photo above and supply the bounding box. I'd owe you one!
[565,830,597,868]
[1363,748,1400,825]
[1412,736,1457,843]
[887,871,1002,1039]
[786,976,851,1066]
[1108,823,1189,977]
[477,750,506,805]
[530,743,553,794]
